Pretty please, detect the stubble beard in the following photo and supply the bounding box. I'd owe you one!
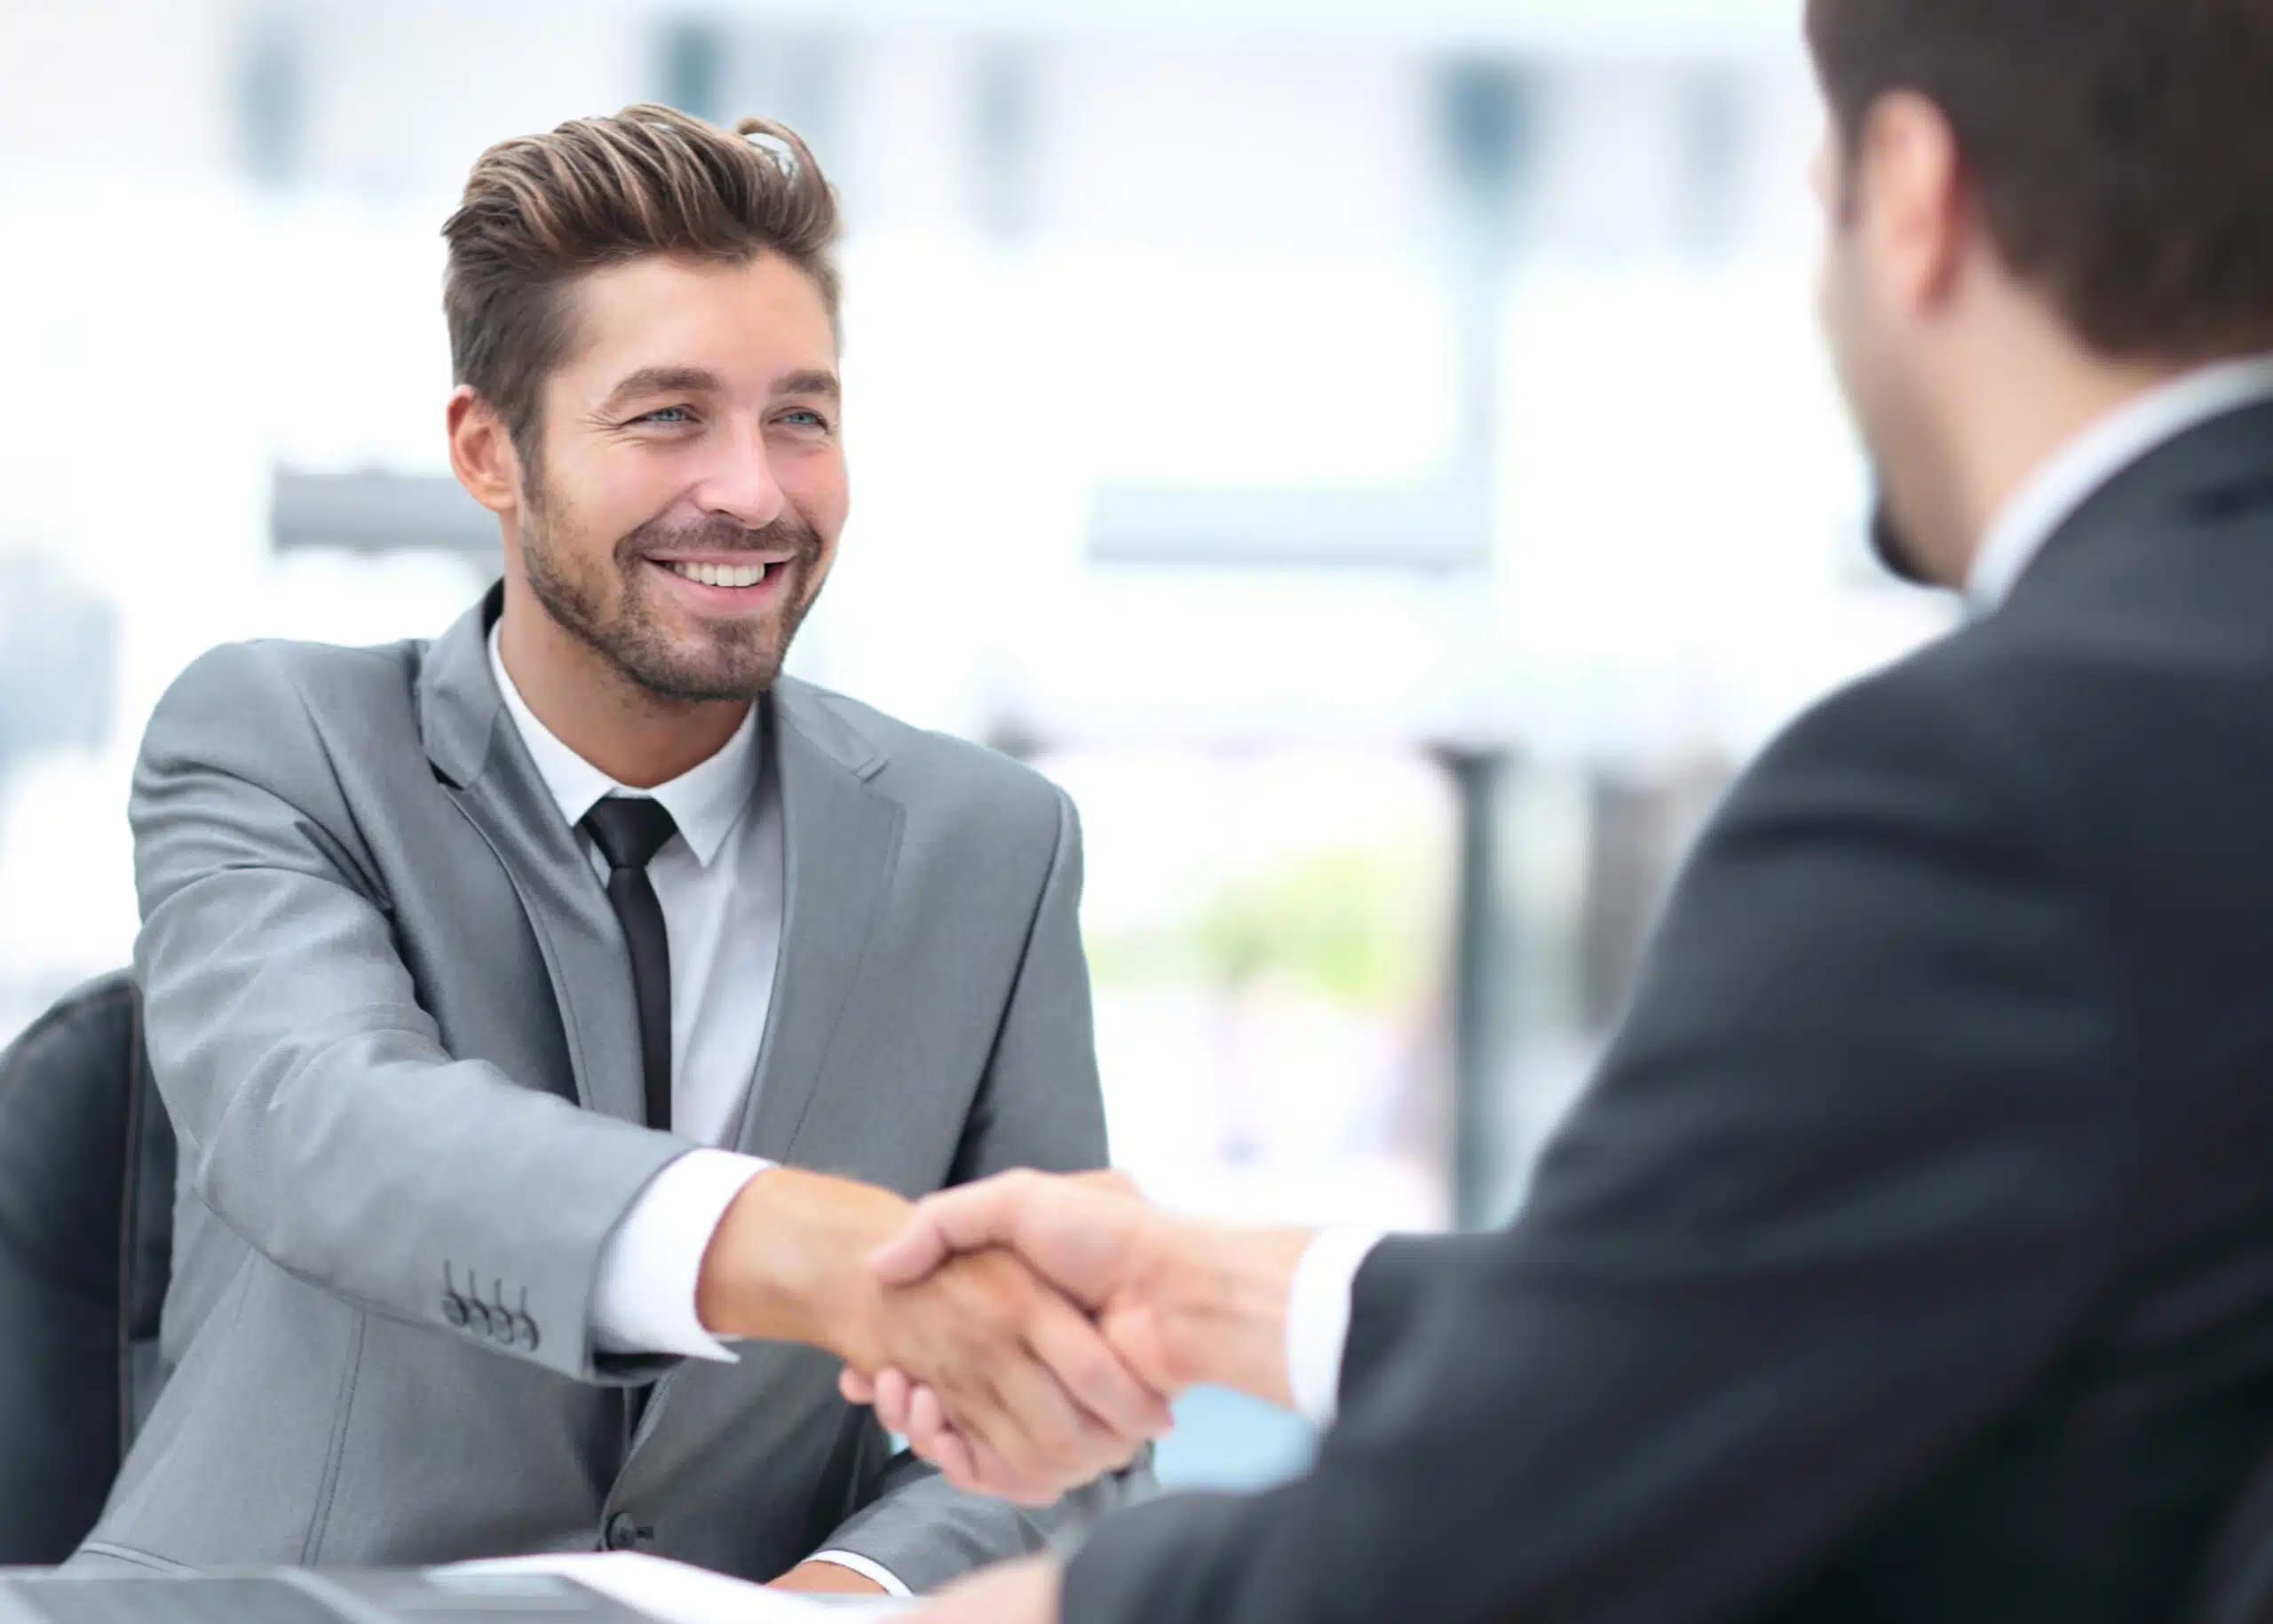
[519,480,828,703]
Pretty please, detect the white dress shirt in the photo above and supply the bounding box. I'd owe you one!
[1282,353,2273,1431]
[488,629,906,1596]
[1965,353,2273,610]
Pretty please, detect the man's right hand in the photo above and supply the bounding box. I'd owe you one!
[694,1168,1170,1504]
[864,1170,1184,1387]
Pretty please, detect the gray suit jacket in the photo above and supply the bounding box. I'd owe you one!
[73,590,1146,1586]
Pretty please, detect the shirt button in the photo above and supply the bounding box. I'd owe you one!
[604,1513,642,1551]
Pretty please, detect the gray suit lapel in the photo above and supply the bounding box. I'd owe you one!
[734,679,903,1163]
[419,591,648,1127]
[625,681,901,1465]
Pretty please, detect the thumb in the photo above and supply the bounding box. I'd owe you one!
[867,1176,1034,1287]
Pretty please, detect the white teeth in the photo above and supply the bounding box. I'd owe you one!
[666,561,768,588]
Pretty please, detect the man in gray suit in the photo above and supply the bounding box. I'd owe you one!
[72,104,1158,1595]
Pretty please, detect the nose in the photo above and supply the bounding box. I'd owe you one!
[692,417,788,530]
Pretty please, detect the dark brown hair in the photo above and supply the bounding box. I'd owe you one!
[442,102,841,464]
[1806,0,2273,362]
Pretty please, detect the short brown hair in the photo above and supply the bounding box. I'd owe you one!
[442,102,841,463]
[1806,0,2273,362]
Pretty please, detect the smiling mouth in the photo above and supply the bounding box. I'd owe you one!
[654,559,779,589]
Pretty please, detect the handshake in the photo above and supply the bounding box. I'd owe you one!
[693,1166,1313,1505]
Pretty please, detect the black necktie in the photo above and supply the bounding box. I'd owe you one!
[582,797,679,1133]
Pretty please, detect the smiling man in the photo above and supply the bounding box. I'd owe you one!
[72,106,1155,1592]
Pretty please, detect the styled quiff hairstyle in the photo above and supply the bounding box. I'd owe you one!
[1806,0,2273,362]
[441,103,841,466]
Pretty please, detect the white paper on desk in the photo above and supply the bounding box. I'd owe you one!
[440,1553,918,1623]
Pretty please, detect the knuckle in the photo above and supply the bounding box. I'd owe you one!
[1034,1407,1081,1457]
[1070,1351,1117,1399]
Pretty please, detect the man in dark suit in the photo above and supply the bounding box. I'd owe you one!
[840,0,2273,1619]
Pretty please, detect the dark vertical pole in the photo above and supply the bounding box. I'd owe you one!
[1447,749,1516,1232]
[1430,62,1535,1231]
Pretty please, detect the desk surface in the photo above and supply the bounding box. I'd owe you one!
[0,1558,912,1624]
[445,1556,915,1623]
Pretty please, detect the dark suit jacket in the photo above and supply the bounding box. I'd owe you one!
[1068,400,2273,1623]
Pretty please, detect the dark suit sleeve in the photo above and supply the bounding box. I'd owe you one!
[1066,671,2139,1624]
[1338,1234,1496,1417]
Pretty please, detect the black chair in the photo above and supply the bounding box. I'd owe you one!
[0,971,176,1564]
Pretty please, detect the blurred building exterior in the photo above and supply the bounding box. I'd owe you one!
[0,0,1953,1485]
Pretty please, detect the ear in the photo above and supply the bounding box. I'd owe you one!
[1852,91,1971,317]
[447,385,523,516]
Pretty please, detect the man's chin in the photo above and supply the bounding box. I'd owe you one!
[1867,495,1936,588]
[606,621,783,702]
[639,639,787,702]
[622,590,799,693]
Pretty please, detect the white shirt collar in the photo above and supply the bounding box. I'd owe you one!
[487,621,761,867]
[1968,353,2273,612]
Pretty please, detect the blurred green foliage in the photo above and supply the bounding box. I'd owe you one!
[1089,844,1445,1014]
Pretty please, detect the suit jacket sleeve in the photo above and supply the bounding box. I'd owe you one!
[1067,668,2139,1624]
[130,644,688,1385]
[815,783,1155,1593]
[1336,1232,1496,1418]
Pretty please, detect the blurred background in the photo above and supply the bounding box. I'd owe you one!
[0,0,1953,1491]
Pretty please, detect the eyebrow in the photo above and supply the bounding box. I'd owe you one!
[598,366,725,415]
[773,368,842,402]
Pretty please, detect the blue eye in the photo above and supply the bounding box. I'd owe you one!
[779,408,831,430]
[638,406,691,425]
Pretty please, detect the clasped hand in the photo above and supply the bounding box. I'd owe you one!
[697,1168,1172,1505]
[836,1170,1199,1502]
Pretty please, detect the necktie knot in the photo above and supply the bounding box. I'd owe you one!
[582,796,679,872]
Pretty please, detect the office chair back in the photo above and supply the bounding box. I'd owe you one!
[0,972,176,1563]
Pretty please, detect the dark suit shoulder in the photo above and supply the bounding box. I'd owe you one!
[1713,622,2088,886]
[1840,563,2273,913]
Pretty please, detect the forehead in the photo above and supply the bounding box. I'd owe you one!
[557,251,837,394]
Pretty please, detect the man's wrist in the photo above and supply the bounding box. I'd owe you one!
[693,1168,911,1363]
[1149,1219,1315,1408]
[1283,1227,1386,1426]
[592,1149,773,1361]
[774,1557,896,1596]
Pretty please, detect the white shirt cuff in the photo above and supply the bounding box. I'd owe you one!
[804,1552,912,1597]
[1284,1227,1387,1428]
[591,1148,773,1361]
